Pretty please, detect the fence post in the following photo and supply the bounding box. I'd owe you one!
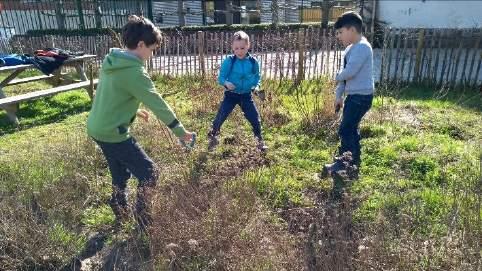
[414,29,425,82]
[296,28,305,85]
[76,0,85,30]
[197,31,206,78]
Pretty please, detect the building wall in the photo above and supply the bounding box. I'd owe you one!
[152,1,203,27]
[377,0,482,28]
[260,0,286,23]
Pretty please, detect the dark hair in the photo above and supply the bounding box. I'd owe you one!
[121,15,162,49]
[334,11,363,33]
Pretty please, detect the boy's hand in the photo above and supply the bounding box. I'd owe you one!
[181,132,195,144]
[224,81,235,91]
[334,99,343,113]
[179,131,197,149]
[136,109,150,122]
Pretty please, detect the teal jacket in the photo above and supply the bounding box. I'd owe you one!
[218,54,261,94]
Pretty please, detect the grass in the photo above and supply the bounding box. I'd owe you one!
[0,75,480,270]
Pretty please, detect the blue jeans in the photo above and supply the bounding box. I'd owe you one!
[211,91,262,139]
[94,137,158,206]
[338,94,373,166]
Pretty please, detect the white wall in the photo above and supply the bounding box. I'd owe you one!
[377,0,482,28]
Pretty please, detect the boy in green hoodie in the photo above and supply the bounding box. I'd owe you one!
[87,15,195,231]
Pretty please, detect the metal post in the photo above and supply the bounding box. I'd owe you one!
[147,0,154,20]
[36,0,44,30]
[201,0,207,25]
[301,0,304,23]
[178,0,186,26]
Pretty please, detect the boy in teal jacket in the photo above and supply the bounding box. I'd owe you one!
[87,15,195,231]
[207,31,267,151]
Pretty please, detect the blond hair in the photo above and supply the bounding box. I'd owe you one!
[233,31,250,43]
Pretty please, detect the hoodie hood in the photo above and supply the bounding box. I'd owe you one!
[102,48,143,74]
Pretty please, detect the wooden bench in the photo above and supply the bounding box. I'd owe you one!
[0,55,97,124]
[0,79,99,106]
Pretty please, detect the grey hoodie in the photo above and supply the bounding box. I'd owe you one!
[335,36,375,100]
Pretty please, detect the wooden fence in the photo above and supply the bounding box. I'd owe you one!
[379,28,482,88]
[2,27,481,88]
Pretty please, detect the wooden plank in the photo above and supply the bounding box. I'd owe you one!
[296,29,305,84]
[399,29,409,83]
[432,30,443,83]
[276,30,282,79]
[0,54,98,74]
[307,27,313,79]
[414,29,425,82]
[425,29,436,84]
[419,29,429,83]
[406,30,415,82]
[193,33,197,75]
[0,69,26,87]
[379,28,390,83]
[438,30,450,87]
[198,31,206,78]
[0,65,32,72]
[467,30,481,86]
[472,47,482,88]
[386,28,397,82]
[451,30,464,88]
[444,32,456,85]
[167,36,172,76]
[175,35,180,76]
[313,27,321,78]
[261,33,267,79]
[0,79,99,106]
[326,29,333,78]
[459,31,472,86]
[332,29,338,78]
[320,28,327,75]
[392,29,402,84]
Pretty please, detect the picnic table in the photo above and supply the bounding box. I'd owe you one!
[0,54,98,124]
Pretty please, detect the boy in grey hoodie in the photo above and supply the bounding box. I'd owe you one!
[323,12,374,178]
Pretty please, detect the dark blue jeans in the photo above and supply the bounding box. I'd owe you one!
[94,137,158,206]
[338,94,373,166]
[211,91,262,139]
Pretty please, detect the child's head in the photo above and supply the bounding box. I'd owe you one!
[334,12,363,46]
[232,31,250,59]
[122,15,162,60]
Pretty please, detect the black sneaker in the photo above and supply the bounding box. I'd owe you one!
[108,198,129,228]
[207,134,219,152]
[256,138,268,152]
[320,159,345,178]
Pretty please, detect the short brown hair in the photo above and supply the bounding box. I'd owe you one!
[122,15,162,49]
[233,31,250,43]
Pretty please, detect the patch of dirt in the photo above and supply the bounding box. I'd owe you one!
[368,104,421,128]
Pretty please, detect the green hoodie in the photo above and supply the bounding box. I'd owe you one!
[87,48,187,143]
